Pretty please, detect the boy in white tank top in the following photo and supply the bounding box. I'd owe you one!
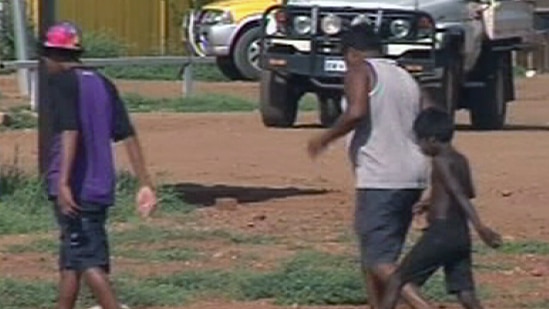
[308,23,434,308]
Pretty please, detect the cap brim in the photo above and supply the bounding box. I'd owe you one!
[43,42,83,51]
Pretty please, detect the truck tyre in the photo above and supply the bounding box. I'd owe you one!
[260,71,302,128]
[441,58,462,122]
[470,55,507,130]
[431,52,462,124]
[233,27,262,81]
[216,56,244,80]
[317,94,342,127]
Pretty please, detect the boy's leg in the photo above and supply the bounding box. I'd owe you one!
[83,267,119,309]
[361,266,384,308]
[74,205,119,309]
[379,228,445,309]
[58,270,81,309]
[456,291,483,309]
[356,189,430,309]
[54,204,82,309]
[445,250,482,309]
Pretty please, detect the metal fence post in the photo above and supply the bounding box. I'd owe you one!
[12,0,31,97]
[38,0,56,176]
[183,62,193,97]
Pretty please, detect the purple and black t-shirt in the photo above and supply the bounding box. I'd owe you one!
[46,68,135,206]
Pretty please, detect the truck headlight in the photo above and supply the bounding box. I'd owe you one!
[390,19,411,39]
[293,15,312,35]
[201,9,234,25]
[321,14,342,35]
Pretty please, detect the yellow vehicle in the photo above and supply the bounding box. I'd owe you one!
[184,0,280,80]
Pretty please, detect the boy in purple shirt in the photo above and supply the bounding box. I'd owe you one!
[41,22,157,309]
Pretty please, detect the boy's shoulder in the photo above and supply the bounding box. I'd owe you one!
[76,68,118,94]
[48,69,77,84]
[433,149,470,171]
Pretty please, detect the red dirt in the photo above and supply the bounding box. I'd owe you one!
[1,74,549,308]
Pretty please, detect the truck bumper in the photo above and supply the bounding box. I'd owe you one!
[262,52,439,89]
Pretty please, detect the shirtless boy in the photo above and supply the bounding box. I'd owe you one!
[380,108,502,309]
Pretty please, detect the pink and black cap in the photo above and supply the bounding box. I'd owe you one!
[42,21,84,52]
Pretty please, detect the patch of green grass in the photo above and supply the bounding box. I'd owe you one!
[0,276,190,309]
[0,250,492,308]
[0,166,192,235]
[0,106,38,131]
[499,241,549,255]
[207,229,276,245]
[514,65,527,78]
[111,224,276,247]
[473,262,512,272]
[0,278,57,309]
[240,251,367,305]
[300,94,319,111]
[116,246,201,262]
[474,240,549,256]
[237,251,469,306]
[101,63,229,82]
[4,237,57,254]
[122,93,257,113]
[0,92,322,131]
[109,171,194,223]
[122,92,321,114]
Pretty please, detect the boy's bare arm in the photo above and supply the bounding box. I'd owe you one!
[434,157,502,248]
[124,134,153,188]
[58,131,80,215]
[59,131,78,186]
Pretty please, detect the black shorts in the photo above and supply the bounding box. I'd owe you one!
[355,189,422,268]
[397,220,474,294]
[53,202,110,273]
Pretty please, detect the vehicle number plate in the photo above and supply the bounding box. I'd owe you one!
[324,59,346,72]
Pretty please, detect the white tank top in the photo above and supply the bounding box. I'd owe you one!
[342,58,429,189]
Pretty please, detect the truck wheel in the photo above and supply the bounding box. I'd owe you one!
[233,27,262,81]
[470,57,507,130]
[216,56,244,80]
[260,71,302,128]
[317,94,342,127]
[441,59,462,121]
[431,56,462,124]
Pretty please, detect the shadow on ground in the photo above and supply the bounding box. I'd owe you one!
[167,183,329,207]
[456,123,549,132]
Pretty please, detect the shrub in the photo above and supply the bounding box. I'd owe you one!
[81,31,127,58]
[0,0,37,60]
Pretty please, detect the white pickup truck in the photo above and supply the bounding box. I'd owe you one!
[259,0,536,130]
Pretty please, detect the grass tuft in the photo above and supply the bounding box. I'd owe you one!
[0,250,493,308]
[0,165,192,235]
[101,63,229,82]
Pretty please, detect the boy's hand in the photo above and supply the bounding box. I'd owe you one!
[58,184,80,217]
[413,199,430,214]
[136,186,157,218]
[477,225,503,249]
[307,134,328,159]
[412,200,429,231]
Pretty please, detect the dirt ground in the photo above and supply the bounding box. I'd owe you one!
[1,74,549,308]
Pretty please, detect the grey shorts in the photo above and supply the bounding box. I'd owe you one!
[355,189,422,268]
[54,202,110,273]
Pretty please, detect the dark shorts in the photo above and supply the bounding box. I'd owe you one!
[53,202,110,273]
[355,189,422,268]
[397,220,475,294]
